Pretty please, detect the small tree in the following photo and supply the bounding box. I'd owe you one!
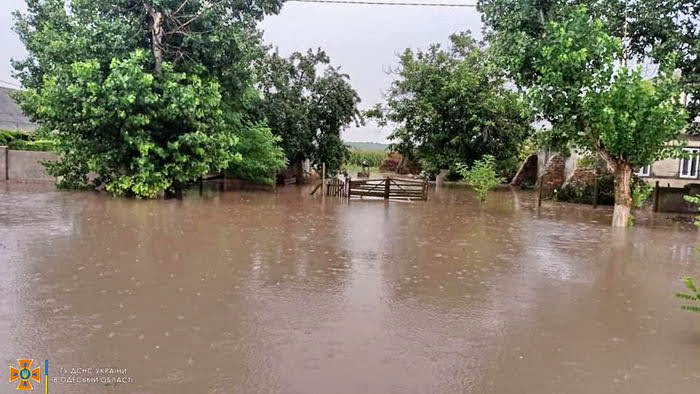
[457,155,505,202]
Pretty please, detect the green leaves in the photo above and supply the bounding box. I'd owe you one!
[14,0,286,197]
[372,32,533,176]
[582,66,688,167]
[456,155,505,202]
[257,48,362,176]
[676,277,700,313]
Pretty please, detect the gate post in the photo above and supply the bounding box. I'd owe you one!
[0,146,7,181]
[384,177,390,199]
[653,181,660,212]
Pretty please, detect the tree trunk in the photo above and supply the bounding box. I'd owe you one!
[291,159,305,184]
[147,6,164,75]
[612,162,633,227]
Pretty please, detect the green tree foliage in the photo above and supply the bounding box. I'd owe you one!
[481,5,689,226]
[369,33,533,177]
[13,0,285,198]
[479,0,699,132]
[631,180,653,209]
[457,155,505,202]
[257,49,362,178]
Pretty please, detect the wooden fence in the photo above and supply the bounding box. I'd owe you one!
[326,177,347,197]
[348,177,428,201]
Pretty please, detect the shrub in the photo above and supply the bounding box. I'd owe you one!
[457,155,505,202]
[8,139,56,152]
[632,181,654,208]
[0,130,56,151]
[0,130,29,145]
[557,172,616,205]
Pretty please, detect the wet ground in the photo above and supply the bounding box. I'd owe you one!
[1,181,700,393]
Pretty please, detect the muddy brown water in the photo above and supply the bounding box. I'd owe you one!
[1,182,700,393]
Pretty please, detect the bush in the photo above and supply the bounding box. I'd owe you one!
[0,130,56,151]
[457,155,505,202]
[8,139,56,152]
[632,181,654,208]
[557,172,615,205]
[0,130,30,145]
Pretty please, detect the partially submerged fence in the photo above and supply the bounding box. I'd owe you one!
[348,177,428,201]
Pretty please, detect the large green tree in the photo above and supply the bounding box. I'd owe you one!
[13,0,285,197]
[257,49,362,180]
[478,0,699,129]
[482,4,688,226]
[369,33,533,177]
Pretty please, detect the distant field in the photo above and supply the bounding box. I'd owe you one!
[345,141,389,152]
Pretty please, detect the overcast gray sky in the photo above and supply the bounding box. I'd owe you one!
[0,0,482,143]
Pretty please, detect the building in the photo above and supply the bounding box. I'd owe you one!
[0,87,37,132]
[636,135,700,188]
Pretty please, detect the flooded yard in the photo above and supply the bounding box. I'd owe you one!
[2,182,700,393]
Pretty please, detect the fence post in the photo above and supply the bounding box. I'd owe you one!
[0,146,7,181]
[592,172,598,209]
[653,181,660,212]
[384,177,390,200]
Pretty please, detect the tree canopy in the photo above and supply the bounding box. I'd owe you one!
[369,32,533,176]
[478,0,699,131]
[481,3,689,226]
[256,48,362,178]
[13,0,285,197]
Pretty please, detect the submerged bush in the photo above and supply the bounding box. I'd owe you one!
[632,181,654,208]
[557,173,615,205]
[457,155,505,202]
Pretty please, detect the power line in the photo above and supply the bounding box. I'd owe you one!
[286,0,477,7]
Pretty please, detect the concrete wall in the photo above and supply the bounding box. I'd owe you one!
[0,147,57,181]
[656,185,700,214]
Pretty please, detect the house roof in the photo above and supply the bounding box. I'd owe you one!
[0,87,37,132]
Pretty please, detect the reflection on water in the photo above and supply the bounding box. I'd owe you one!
[1,182,699,393]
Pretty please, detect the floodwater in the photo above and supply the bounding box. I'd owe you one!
[2,181,700,393]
